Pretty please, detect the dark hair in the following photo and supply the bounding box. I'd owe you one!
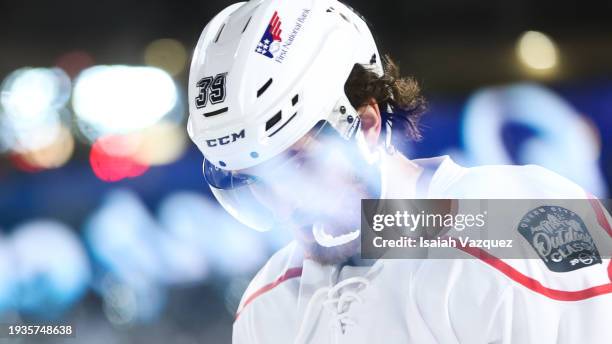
[344,55,427,141]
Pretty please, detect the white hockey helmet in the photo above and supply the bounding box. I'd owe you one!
[188,0,383,231]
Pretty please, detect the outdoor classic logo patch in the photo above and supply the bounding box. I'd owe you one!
[518,205,601,272]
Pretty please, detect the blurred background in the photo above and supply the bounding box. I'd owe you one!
[0,0,611,342]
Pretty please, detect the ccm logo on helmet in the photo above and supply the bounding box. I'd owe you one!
[206,130,245,147]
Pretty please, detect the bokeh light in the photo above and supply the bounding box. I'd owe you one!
[0,237,17,313]
[13,125,75,170]
[144,39,188,76]
[85,189,210,308]
[85,191,167,282]
[9,154,44,173]
[0,67,74,171]
[1,67,71,121]
[133,122,187,166]
[90,136,150,182]
[73,65,177,135]
[11,220,90,316]
[0,112,11,154]
[101,276,165,326]
[462,83,607,197]
[158,192,267,277]
[516,31,559,71]
[95,133,143,158]
[101,278,139,327]
[5,111,62,154]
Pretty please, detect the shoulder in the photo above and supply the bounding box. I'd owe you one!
[233,241,303,342]
[433,159,587,198]
[423,158,612,297]
[235,241,303,320]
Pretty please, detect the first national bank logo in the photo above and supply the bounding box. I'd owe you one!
[255,11,283,59]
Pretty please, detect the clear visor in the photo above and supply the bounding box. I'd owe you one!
[204,121,380,233]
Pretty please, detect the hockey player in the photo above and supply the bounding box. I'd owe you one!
[187,0,612,342]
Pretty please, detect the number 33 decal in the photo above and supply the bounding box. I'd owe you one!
[195,73,227,109]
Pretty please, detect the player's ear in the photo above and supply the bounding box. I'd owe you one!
[357,97,382,149]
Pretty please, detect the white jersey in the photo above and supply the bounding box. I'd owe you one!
[233,154,612,344]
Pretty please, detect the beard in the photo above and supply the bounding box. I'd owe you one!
[272,139,381,265]
[289,171,376,265]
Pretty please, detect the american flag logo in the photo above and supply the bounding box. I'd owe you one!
[255,11,282,59]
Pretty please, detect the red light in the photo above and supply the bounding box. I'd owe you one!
[9,154,43,173]
[55,50,95,79]
[90,136,149,182]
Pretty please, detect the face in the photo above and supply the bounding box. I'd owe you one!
[204,102,382,264]
[243,103,382,264]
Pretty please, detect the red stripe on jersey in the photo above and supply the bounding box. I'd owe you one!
[235,267,303,321]
[588,197,612,239]
[587,196,612,282]
[458,245,612,301]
